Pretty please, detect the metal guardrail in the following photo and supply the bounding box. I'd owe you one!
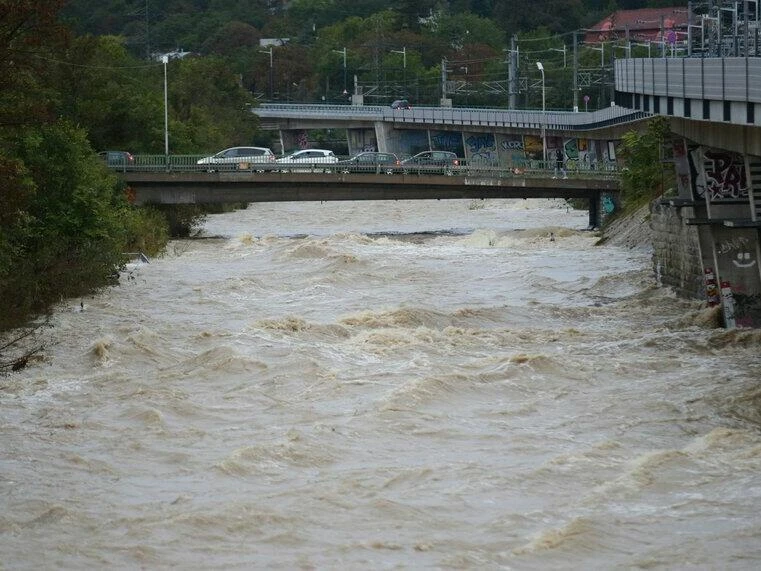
[108,155,620,180]
[253,103,651,131]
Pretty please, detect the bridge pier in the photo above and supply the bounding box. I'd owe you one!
[588,192,600,229]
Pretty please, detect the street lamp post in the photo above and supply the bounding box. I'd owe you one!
[536,61,546,166]
[162,55,169,166]
[391,47,407,94]
[259,47,273,99]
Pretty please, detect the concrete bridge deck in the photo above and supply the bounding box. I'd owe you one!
[121,168,619,228]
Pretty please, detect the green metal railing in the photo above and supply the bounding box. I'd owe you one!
[109,154,620,180]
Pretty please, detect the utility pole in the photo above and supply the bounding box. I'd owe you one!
[509,34,518,109]
[441,58,452,107]
[145,0,150,59]
[573,31,579,112]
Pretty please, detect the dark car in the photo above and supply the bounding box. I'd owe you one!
[401,150,460,175]
[337,151,400,174]
[98,150,134,168]
[390,99,411,110]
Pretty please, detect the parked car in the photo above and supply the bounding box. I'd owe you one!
[276,149,339,172]
[391,99,411,110]
[401,150,461,175]
[98,150,134,168]
[197,146,276,170]
[337,151,400,174]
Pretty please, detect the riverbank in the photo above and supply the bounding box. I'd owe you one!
[598,203,653,251]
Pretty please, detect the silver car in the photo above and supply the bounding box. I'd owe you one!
[276,149,338,172]
[197,146,276,170]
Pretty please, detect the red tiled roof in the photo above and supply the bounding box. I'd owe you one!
[586,7,690,43]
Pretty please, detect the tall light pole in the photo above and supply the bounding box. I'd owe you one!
[162,55,169,163]
[259,47,273,99]
[536,61,547,166]
[391,47,406,94]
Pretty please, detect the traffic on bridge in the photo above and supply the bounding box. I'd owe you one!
[109,153,620,230]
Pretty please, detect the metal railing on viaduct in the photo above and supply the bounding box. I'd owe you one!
[253,103,651,132]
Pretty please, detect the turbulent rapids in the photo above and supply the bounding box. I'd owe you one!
[2,199,760,569]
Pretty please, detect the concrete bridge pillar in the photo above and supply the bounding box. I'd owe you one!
[347,128,378,154]
[277,130,307,155]
[589,192,600,229]
[374,122,392,155]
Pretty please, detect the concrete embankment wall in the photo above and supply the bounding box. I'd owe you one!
[649,201,705,299]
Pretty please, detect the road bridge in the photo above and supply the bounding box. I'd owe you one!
[120,164,618,229]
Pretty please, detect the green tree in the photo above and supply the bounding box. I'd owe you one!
[51,35,165,152]
[0,121,166,329]
[0,2,171,331]
[167,56,259,152]
[618,116,673,207]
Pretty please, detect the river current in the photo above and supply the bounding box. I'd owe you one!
[2,199,761,570]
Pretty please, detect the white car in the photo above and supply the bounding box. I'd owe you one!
[276,149,338,171]
[197,146,276,170]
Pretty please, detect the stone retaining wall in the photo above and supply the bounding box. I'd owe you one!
[649,201,705,299]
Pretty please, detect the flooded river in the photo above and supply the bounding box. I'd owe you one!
[2,199,761,569]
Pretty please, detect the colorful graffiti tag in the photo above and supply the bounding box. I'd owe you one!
[690,148,749,201]
[464,132,497,163]
[430,131,464,156]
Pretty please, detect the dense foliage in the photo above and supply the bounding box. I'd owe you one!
[60,0,688,110]
[618,116,675,209]
[0,2,255,331]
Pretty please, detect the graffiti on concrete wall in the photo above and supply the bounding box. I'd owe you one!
[578,138,590,168]
[716,236,758,270]
[383,127,619,170]
[732,293,761,328]
[398,130,429,156]
[464,132,497,163]
[565,138,581,168]
[548,136,563,155]
[430,131,464,156]
[714,228,761,328]
[497,134,526,167]
[672,138,692,195]
[347,129,377,154]
[523,135,543,161]
[296,130,308,149]
[691,147,749,201]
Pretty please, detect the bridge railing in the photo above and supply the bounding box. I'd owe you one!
[254,103,651,131]
[112,155,620,179]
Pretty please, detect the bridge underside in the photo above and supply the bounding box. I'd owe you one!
[123,171,616,228]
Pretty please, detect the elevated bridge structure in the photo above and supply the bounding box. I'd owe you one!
[121,162,619,229]
[254,103,650,168]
